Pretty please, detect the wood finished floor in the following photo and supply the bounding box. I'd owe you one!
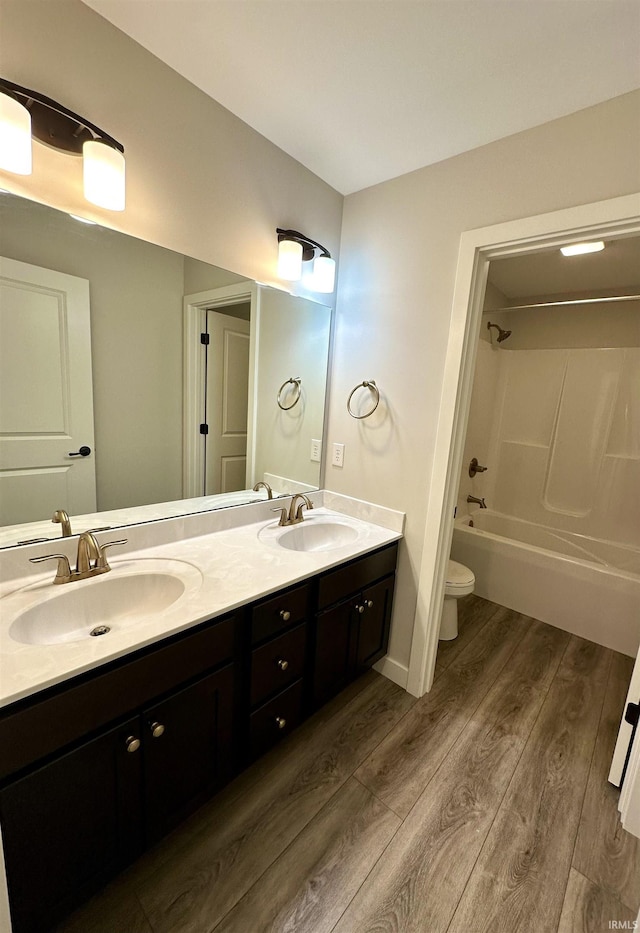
[56,596,640,933]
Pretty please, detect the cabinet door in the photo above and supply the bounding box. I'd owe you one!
[313,599,355,706]
[0,716,142,933]
[356,575,395,671]
[143,664,234,843]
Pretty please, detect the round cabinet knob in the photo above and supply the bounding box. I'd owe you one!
[366,600,374,609]
[355,604,365,614]
[275,716,287,730]
[276,658,289,671]
[280,610,291,622]
[149,721,165,738]
[125,735,140,753]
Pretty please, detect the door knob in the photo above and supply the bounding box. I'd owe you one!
[68,445,92,458]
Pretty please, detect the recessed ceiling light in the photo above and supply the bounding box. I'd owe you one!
[560,241,605,257]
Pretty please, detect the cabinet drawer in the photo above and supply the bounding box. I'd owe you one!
[317,543,398,610]
[0,615,236,781]
[251,582,310,644]
[251,624,306,708]
[249,679,304,759]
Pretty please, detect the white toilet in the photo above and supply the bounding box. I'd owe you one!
[439,559,475,640]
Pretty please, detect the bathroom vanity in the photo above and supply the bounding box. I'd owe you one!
[0,495,402,933]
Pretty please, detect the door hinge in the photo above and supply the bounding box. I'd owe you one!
[200,332,210,345]
[625,702,640,727]
[199,423,209,435]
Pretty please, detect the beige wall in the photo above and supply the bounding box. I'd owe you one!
[0,0,343,294]
[328,90,640,671]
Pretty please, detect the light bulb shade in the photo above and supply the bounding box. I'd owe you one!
[0,92,32,175]
[278,239,303,280]
[83,140,125,211]
[560,241,605,257]
[312,255,336,293]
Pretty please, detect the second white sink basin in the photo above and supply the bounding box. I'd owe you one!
[258,513,360,553]
[5,559,203,646]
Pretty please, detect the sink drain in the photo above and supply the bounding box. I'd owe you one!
[90,625,111,637]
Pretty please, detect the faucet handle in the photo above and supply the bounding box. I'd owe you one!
[95,538,128,570]
[30,553,71,585]
[271,507,289,527]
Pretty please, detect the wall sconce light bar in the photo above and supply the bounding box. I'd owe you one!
[0,78,126,211]
[276,227,336,293]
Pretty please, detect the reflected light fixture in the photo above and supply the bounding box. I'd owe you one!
[0,78,125,211]
[560,241,605,257]
[276,227,336,293]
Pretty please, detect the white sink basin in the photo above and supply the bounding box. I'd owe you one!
[259,514,360,553]
[278,521,359,552]
[5,559,203,646]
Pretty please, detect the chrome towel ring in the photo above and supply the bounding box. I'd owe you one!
[277,377,302,410]
[347,380,380,419]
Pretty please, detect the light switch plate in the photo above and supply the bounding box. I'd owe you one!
[310,439,322,462]
[332,442,345,467]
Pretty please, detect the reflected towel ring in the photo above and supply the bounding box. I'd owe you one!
[277,377,302,410]
[347,380,380,419]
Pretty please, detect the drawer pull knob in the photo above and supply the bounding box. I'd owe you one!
[149,721,165,738]
[366,600,374,609]
[355,604,365,614]
[280,610,291,622]
[277,658,289,671]
[275,716,287,730]
[125,735,140,753]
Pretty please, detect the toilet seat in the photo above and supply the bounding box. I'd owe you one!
[445,559,475,597]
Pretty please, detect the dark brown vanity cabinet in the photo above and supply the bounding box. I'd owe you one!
[313,544,397,707]
[0,541,398,933]
[0,615,237,933]
[248,582,310,760]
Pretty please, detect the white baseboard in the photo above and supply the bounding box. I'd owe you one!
[373,654,409,690]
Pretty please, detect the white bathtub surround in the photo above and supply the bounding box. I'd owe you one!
[452,509,640,656]
[0,493,404,709]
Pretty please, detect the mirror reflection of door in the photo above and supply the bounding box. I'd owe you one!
[203,308,250,495]
[0,257,97,525]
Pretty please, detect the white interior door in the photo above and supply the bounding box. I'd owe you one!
[204,310,250,494]
[610,647,640,787]
[0,257,96,525]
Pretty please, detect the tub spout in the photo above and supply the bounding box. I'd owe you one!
[467,495,487,509]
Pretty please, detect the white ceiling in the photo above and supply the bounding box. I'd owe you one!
[83,0,640,195]
[488,236,640,300]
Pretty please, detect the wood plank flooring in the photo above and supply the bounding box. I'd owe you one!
[55,595,640,933]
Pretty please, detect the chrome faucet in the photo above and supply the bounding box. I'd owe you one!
[467,494,487,509]
[253,481,274,500]
[52,509,72,537]
[272,494,314,527]
[30,531,128,584]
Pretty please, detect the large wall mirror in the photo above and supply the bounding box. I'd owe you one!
[0,193,332,549]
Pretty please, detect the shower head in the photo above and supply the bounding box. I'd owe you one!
[487,322,512,343]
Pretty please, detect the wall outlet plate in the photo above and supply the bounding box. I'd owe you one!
[332,442,345,467]
[310,439,322,462]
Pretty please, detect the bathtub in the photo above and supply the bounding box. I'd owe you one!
[451,509,640,657]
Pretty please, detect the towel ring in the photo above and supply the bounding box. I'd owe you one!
[347,380,380,419]
[277,377,302,411]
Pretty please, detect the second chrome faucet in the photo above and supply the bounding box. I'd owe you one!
[272,494,314,527]
[30,531,127,584]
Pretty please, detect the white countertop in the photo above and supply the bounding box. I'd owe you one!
[0,494,403,710]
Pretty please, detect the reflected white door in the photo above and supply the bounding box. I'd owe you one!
[204,310,250,494]
[0,257,96,525]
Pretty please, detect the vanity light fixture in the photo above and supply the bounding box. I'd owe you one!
[0,78,125,211]
[560,241,605,257]
[276,227,336,293]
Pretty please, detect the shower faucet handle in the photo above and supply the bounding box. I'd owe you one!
[469,458,488,478]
